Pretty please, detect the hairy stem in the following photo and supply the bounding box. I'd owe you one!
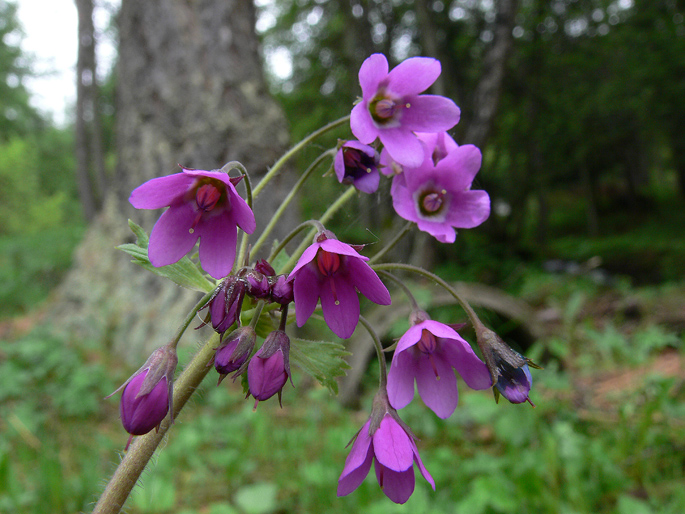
[372,262,483,329]
[252,115,350,198]
[92,334,219,514]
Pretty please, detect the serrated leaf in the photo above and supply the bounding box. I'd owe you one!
[118,220,215,293]
[289,338,351,394]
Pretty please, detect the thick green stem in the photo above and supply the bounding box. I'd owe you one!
[358,315,387,389]
[253,115,350,198]
[279,187,357,274]
[251,149,335,258]
[372,262,483,330]
[92,334,220,514]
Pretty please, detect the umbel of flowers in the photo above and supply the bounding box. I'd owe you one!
[98,53,539,513]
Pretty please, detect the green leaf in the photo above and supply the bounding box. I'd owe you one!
[118,220,215,293]
[289,338,351,395]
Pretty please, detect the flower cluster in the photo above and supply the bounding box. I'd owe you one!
[108,53,538,508]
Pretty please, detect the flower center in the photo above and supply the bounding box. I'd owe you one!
[369,92,409,125]
[417,329,437,354]
[196,184,222,212]
[342,147,375,184]
[420,189,447,214]
[316,249,341,277]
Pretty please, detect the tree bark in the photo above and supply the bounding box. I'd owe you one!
[75,0,106,220]
[464,0,519,150]
[50,0,291,361]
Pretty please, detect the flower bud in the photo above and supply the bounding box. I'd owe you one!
[108,344,178,441]
[248,330,291,406]
[475,325,540,405]
[214,326,256,383]
[245,270,271,299]
[254,259,276,276]
[202,276,247,333]
[269,274,294,305]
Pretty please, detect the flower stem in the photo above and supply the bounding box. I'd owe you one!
[279,187,357,273]
[92,333,220,514]
[372,262,483,330]
[368,221,413,265]
[358,315,387,389]
[251,149,336,258]
[253,115,350,198]
[169,290,215,350]
[376,270,420,312]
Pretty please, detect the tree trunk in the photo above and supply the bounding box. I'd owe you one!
[50,0,291,361]
[463,0,519,150]
[75,0,106,220]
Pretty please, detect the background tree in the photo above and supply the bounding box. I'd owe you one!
[49,0,292,359]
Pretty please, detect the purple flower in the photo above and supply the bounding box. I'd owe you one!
[109,345,177,441]
[248,330,291,405]
[334,140,380,193]
[387,316,492,418]
[289,230,391,339]
[214,326,256,383]
[200,276,247,333]
[129,167,256,279]
[390,143,490,243]
[337,391,434,504]
[351,53,460,168]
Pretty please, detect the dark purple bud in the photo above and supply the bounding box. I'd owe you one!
[214,326,256,383]
[248,330,291,405]
[110,344,178,438]
[246,270,271,299]
[495,362,533,404]
[254,259,276,276]
[203,276,246,333]
[475,325,540,406]
[269,274,293,305]
[120,371,170,435]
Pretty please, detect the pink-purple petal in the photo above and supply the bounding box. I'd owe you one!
[415,218,457,243]
[358,53,389,97]
[340,420,373,477]
[196,214,238,279]
[318,239,369,260]
[372,417,414,472]
[375,462,416,504]
[319,275,360,339]
[411,441,435,490]
[400,95,461,133]
[444,190,491,229]
[227,187,257,234]
[415,353,459,419]
[435,144,483,190]
[378,128,425,168]
[346,259,391,305]
[292,264,321,327]
[289,242,321,277]
[147,203,199,267]
[442,341,493,390]
[337,446,374,497]
[387,351,418,410]
[350,103,378,144]
[129,173,193,210]
[386,57,441,97]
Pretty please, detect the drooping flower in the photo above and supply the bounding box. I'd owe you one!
[334,140,380,193]
[108,344,177,445]
[129,167,256,279]
[380,131,459,176]
[351,53,460,168]
[288,230,391,339]
[248,330,291,406]
[337,389,434,504]
[387,313,492,418]
[390,143,490,243]
[475,325,539,405]
[214,326,256,383]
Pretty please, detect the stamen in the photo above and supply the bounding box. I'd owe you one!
[418,329,437,354]
[374,99,396,119]
[316,250,341,276]
[422,192,444,213]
